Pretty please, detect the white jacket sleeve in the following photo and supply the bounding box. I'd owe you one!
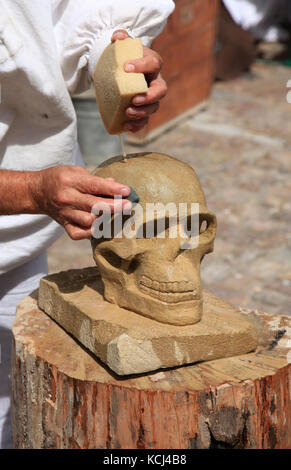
[52,0,175,95]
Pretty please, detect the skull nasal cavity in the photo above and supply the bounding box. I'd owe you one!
[125,258,139,274]
[102,250,122,269]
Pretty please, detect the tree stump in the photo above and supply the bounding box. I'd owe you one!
[11,292,291,449]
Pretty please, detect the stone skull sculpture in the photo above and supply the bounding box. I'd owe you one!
[91,153,217,326]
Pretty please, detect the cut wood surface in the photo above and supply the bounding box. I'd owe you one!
[11,293,291,449]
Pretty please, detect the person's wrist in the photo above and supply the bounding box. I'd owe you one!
[26,170,45,214]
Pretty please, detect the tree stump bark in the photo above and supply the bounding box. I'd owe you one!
[11,292,291,449]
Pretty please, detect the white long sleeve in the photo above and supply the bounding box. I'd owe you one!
[53,0,175,94]
[0,0,174,274]
[223,0,291,41]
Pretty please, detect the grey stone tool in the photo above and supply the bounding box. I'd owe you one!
[97,186,139,204]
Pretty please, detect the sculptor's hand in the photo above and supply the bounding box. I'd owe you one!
[111,30,167,133]
[31,166,131,240]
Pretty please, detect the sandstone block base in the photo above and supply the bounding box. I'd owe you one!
[38,268,257,375]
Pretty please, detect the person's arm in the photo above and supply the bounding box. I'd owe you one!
[0,170,37,215]
[0,167,131,240]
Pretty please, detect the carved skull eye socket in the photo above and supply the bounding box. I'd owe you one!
[140,216,203,239]
[100,249,140,274]
[179,215,199,239]
[123,258,140,274]
[137,217,174,239]
[121,215,214,239]
[199,213,217,243]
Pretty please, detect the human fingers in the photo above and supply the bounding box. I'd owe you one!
[132,74,167,107]
[126,102,159,120]
[111,29,131,42]
[60,209,96,228]
[63,222,92,241]
[69,191,132,214]
[124,48,162,76]
[76,174,130,198]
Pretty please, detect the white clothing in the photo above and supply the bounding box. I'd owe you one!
[224,0,291,41]
[0,0,175,275]
[0,252,48,448]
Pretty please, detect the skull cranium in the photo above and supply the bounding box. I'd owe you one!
[91,153,216,326]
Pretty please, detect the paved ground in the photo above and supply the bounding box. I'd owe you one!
[48,62,291,316]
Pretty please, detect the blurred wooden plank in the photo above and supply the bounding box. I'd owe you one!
[129,0,220,141]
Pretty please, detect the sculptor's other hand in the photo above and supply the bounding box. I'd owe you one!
[32,166,131,240]
[111,29,167,133]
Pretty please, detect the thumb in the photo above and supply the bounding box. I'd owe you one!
[111,29,131,42]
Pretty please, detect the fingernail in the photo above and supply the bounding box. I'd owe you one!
[125,64,135,72]
[127,107,137,116]
[120,187,130,197]
[113,32,125,40]
[133,95,146,105]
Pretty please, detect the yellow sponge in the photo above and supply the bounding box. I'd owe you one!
[93,38,149,135]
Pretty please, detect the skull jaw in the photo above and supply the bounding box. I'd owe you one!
[102,276,203,326]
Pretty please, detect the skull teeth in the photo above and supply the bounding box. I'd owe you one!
[140,276,196,294]
[139,284,198,304]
